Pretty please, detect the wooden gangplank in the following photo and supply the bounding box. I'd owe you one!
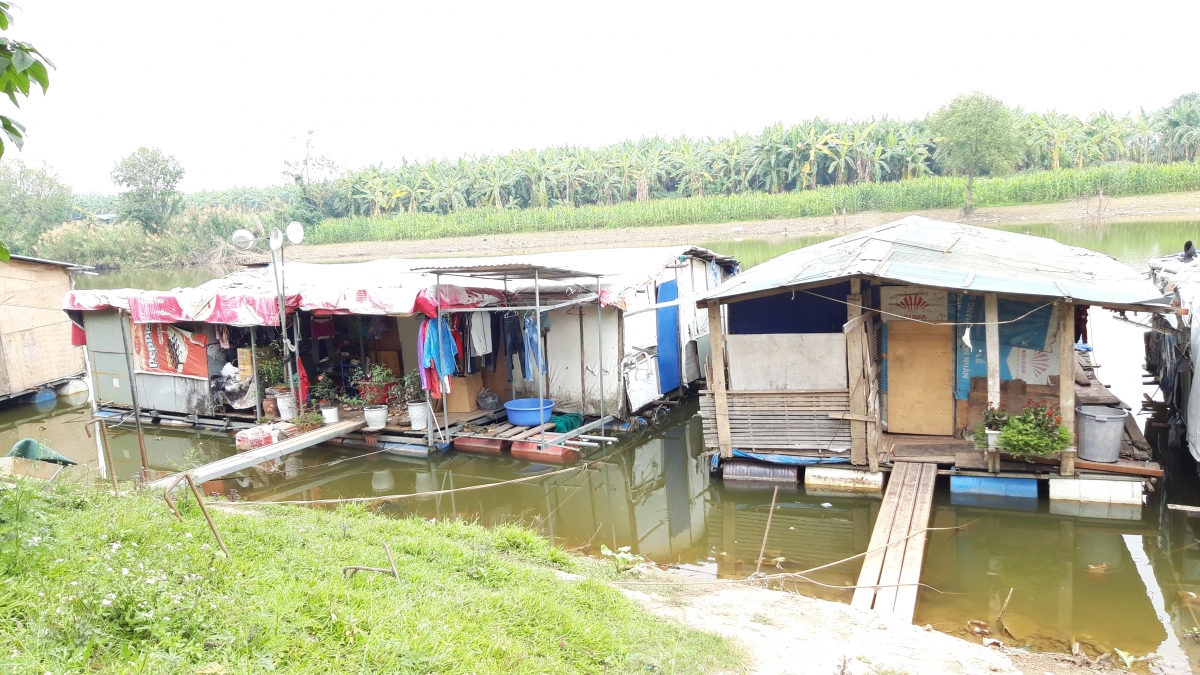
[850,461,937,623]
[149,419,367,490]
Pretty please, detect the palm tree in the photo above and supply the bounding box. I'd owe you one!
[747,124,790,193]
[669,139,714,197]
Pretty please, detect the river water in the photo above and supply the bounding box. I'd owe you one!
[17,220,1200,669]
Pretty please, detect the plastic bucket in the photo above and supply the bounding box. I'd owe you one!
[407,401,429,431]
[504,398,555,427]
[364,405,388,430]
[1076,405,1124,463]
[276,394,297,421]
[320,407,339,424]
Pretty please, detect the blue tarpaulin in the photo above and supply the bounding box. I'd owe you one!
[712,451,852,471]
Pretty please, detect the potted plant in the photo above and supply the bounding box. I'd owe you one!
[310,374,342,423]
[401,368,429,431]
[999,399,1074,461]
[974,405,1009,450]
[352,363,399,406]
[292,410,325,433]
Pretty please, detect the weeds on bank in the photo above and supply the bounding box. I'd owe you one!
[0,480,742,674]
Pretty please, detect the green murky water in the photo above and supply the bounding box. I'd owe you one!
[14,220,1200,669]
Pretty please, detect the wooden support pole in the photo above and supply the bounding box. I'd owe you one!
[848,278,862,319]
[707,303,733,459]
[1058,301,1076,477]
[846,318,868,467]
[984,294,1000,474]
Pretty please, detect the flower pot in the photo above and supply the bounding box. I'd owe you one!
[261,394,278,418]
[985,429,1001,450]
[276,394,297,421]
[320,406,339,424]
[407,401,429,431]
[364,404,388,430]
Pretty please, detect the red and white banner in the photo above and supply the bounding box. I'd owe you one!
[130,322,209,379]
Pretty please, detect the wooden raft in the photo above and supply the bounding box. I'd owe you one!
[700,389,852,451]
[851,462,937,623]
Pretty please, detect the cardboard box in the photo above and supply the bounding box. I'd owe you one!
[237,348,254,381]
[445,372,484,413]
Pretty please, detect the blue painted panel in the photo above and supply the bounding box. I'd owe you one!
[950,475,1038,498]
[656,280,681,395]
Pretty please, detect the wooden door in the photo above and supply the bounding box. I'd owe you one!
[887,320,954,435]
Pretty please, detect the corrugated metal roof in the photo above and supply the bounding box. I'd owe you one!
[699,216,1169,310]
[10,254,94,270]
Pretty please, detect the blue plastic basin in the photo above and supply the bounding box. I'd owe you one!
[505,398,555,426]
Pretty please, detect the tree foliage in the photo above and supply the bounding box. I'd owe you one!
[0,158,71,253]
[111,147,185,233]
[0,2,51,165]
[930,93,1022,211]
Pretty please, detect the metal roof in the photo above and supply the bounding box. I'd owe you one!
[698,216,1170,310]
[412,263,602,280]
[10,254,94,270]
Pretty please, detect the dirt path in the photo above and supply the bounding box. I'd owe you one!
[620,574,1118,675]
[260,191,1200,264]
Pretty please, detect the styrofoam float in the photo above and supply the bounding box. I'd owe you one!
[453,436,511,455]
[510,435,580,463]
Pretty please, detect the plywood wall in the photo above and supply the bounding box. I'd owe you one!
[0,260,83,395]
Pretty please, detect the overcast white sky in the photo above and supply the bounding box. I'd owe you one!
[7,0,1200,193]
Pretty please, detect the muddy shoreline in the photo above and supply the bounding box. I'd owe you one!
[249,191,1200,265]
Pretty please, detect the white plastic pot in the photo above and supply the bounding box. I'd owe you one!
[276,394,297,421]
[364,404,388,430]
[407,401,429,431]
[320,406,339,424]
[985,429,1001,449]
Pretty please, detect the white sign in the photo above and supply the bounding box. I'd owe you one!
[879,286,948,322]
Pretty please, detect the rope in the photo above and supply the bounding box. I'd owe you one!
[237,446,625,506]
[796,288,1056,327]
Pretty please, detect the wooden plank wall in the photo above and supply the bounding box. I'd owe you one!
[700,389,852,452]
[0,260,83,395]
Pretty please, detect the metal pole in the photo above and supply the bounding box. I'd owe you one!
[271,247,297,410]
[535,268,544,449]
[249,328,262,422]
[358,317,367,370]
[437,274,450,434]
[117,312,149,481]
[596,276,605,439]
[293,312,303,409]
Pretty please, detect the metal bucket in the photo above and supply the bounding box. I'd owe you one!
[1076,406,1125,463]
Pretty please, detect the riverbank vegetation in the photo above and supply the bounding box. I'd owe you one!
[6,92,1200,267]
[0,479,742,674]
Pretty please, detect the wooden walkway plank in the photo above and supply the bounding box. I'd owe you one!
[851,462,908,610]
[891,463,938,623]
[150,419,367,489]
[872,462,923,614]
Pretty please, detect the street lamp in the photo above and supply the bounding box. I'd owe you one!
[231,222,305,415]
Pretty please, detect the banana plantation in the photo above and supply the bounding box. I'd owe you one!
[158,93,1200,223]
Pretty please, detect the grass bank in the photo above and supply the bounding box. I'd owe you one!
[0,480,742,674]
[307,161,1200,245]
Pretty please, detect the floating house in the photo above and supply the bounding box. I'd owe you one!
[1146,253,1200,461]
[696,217,1168,491]
[63,246,736,436]
[0,255,91,402]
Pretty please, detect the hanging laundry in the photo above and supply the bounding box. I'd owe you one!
[367,316,388,339]
[216,324,231,349]
[502,313,526,382]
[523,315,546,378]
[470,311,493,357]
[423,317,458,379]
[310,316,335,340]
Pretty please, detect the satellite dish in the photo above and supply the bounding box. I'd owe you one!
[269,227,284,251]
[286,221,305,245]
[231,229,257,251]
